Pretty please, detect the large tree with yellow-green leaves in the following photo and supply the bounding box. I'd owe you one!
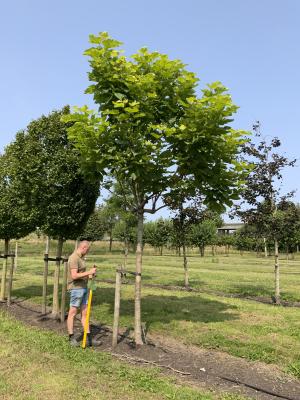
[63,32,249,344]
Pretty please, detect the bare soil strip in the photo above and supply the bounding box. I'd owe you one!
[1,299,300,400]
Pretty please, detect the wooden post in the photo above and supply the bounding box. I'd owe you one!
[52,237,64,318]
[7,254,15,306]
[42,236,50,315]
[14,241,18,271]
[0,239,9,302]
[112,270,121,348]
[274,239,280,304]
[60,258,68,323]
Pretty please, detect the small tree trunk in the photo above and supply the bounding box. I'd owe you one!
[52,237,64,318]
[183,240,189,288]
[134,210,144,346]
[297,244,299,253]
[124,238,128,269]
[112,270,121,348]
[7,254,15,306]
[226,245,230,256]
[0,239,9,302]
[212,245,216,257]
[74,239,79,250]
[274,239,280,304]
[263,237,268,258]
[160,246,163,256]
[200,245,205,257]
[109,229,113,252]
[42,236,50,315]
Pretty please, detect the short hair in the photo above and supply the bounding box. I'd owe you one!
[79,240,91,247]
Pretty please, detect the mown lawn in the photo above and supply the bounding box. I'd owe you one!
[0,311,246,400]
[3,239,300,379]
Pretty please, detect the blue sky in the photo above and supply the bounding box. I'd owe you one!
[1,0,299,218]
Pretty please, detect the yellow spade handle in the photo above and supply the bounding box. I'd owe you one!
[82,286,93,349]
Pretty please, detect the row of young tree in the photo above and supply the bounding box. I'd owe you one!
[85,198,300,259]
[0,31,297,343]
[0,107,101,316]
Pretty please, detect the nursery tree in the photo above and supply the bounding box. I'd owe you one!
[189,220,218,257]
[143,219,172,255]
[64,32,249,344]
[234,122,296,304]
[0,153,36,301]
[6,107,100,317]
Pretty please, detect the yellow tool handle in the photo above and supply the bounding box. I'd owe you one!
[82,287,93,349]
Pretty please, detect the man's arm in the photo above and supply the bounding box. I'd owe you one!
[70,267,96,280]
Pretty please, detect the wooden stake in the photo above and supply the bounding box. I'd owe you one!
[60,258,68,323]
[14,241,18,271]
[0,239,9,302]
[52,238,63,318]
[42,236,50,315]
[112,270,121,348]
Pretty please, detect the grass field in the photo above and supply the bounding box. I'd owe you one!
[1,310,248,400]
[2,238,300,381]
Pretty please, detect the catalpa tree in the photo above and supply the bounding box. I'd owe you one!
[63,32,249,345]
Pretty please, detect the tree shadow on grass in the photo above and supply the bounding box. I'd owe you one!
[92,287,239,325]
[227,284,274,298]
[11,284,239,328]
[13,284,55,307]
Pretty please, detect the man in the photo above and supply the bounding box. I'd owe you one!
[67,240,100,347]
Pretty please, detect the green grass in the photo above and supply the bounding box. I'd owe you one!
[0,311,247,400]
[3,239,300,379]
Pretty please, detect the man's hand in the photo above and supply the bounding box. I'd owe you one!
[88,266,97,279]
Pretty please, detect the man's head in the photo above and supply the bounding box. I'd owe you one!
[78,240,91,256]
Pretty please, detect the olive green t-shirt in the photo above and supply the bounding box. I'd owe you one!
[68,250,87,290]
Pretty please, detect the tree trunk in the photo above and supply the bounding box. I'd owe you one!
[42,236,50,315]
[160,246,163,256]
[134,211,144,345]
[199,245,205,257]
[74,239,79,250]
[52,237,64,318]
[183,240,189,288]
[124,238,128,269]
[274,239,280,304]
[109,229,113,252]
[263,237,268,258]
[0,239,9,302]
[212,245,216,257]
[112,270,121,348]
[7,253,15,306]
[226,245,230,256]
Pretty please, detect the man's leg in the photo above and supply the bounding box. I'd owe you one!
[67,306,78,335]
[67,288,81,347]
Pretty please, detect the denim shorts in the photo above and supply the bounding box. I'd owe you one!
[69,288,88,308]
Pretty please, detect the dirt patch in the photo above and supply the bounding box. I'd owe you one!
[1,299,300,400]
